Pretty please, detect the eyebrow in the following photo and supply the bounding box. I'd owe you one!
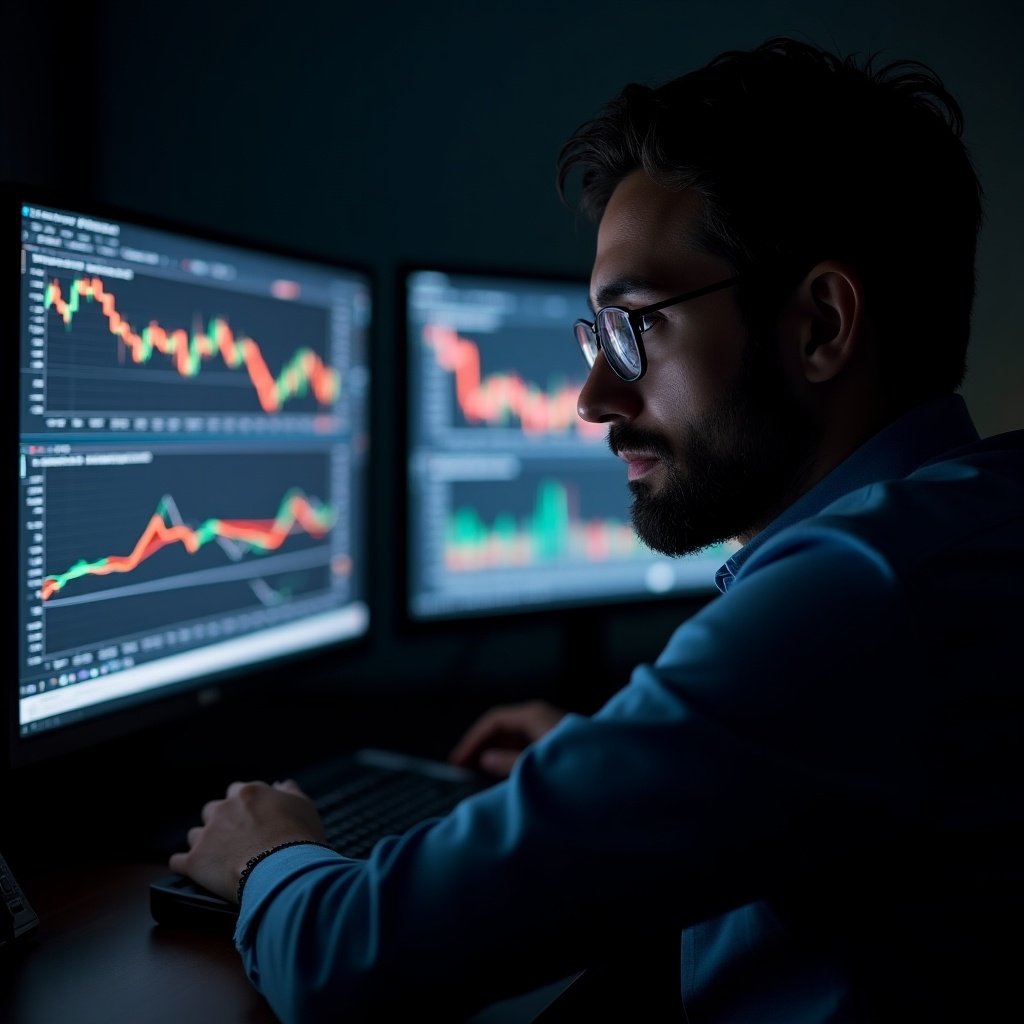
[590,276,666,314]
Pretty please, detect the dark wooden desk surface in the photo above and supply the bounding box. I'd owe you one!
[1,859,573,1024]
[2,861,277,1024]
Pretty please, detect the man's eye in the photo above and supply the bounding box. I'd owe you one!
[638,313,661,333]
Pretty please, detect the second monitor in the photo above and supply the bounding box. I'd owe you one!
[404,268,732,622]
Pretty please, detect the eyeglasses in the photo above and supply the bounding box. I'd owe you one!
[573,276,740,382]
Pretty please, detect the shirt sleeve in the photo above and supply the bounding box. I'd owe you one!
[234,525,922,1024]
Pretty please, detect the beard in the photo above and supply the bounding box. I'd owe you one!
[609,339,816,557]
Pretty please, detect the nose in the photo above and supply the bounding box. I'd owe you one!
[577,349,643,424]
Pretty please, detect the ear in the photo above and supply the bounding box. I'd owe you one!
[787,261,865,384]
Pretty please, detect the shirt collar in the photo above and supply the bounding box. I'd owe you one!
[714,394,980,593]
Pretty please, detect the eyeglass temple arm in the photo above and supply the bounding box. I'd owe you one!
[641,275,741,315]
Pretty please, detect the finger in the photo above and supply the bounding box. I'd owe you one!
[200,797,223,824]
[226,779,266,799]
[273,779,306,796]
[451,702,562,765]
[186,824,204,848]
[449,704,524,764]
[479,748,520,778]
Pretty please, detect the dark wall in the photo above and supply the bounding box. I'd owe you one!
[4,1,1023,766]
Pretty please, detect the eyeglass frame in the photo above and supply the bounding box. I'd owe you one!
[574,275,741,382]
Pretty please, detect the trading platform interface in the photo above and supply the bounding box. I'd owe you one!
[406,269,730,620]
[18,200,371,739]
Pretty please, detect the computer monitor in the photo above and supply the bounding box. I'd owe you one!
[403,267,731,622]
[8,187,372,769]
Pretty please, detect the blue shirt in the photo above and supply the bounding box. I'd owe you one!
[236,394,1024,1023]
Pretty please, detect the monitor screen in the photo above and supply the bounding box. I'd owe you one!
[404,268,731,621]
[9,189,371,767]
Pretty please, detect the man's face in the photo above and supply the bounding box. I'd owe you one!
[578,170,815,555]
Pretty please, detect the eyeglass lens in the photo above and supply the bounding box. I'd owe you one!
[597,308,643,379]
[574,312,644,381]
[574,320,599,367]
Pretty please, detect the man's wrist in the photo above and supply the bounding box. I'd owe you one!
[236,840,334,903]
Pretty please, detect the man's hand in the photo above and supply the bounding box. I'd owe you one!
[168,779,329,902]
[449,699,566,778]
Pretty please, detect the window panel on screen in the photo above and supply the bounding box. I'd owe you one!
[405,269,731,621]
[12,190,371,765]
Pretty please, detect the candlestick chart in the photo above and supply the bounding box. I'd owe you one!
[420,321,606,441]
[41,274,339,416]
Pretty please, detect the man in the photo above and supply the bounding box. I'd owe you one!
[171,38,1023,1022]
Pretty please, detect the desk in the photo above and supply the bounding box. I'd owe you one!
[3,861,277,1024]
[1,860,572,1024]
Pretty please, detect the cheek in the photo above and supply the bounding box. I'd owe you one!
[643,333,745,431]
[643,363,696,437]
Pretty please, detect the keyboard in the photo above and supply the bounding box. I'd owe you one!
[150,747,491,932]
[300,747,490,857]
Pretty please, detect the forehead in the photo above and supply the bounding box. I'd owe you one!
[593,171,707,300]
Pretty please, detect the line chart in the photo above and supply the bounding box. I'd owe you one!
[42,486,336,601]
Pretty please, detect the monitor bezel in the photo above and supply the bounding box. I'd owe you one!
[395,260,722,636]
[5,181,377,773]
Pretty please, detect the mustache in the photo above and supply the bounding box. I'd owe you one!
[607,424,674,460]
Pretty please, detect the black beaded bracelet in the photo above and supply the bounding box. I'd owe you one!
[236,840,334,904]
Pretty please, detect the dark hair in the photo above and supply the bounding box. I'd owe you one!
[557,37,984,409]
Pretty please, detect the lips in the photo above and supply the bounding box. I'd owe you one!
[619,452,661,482]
